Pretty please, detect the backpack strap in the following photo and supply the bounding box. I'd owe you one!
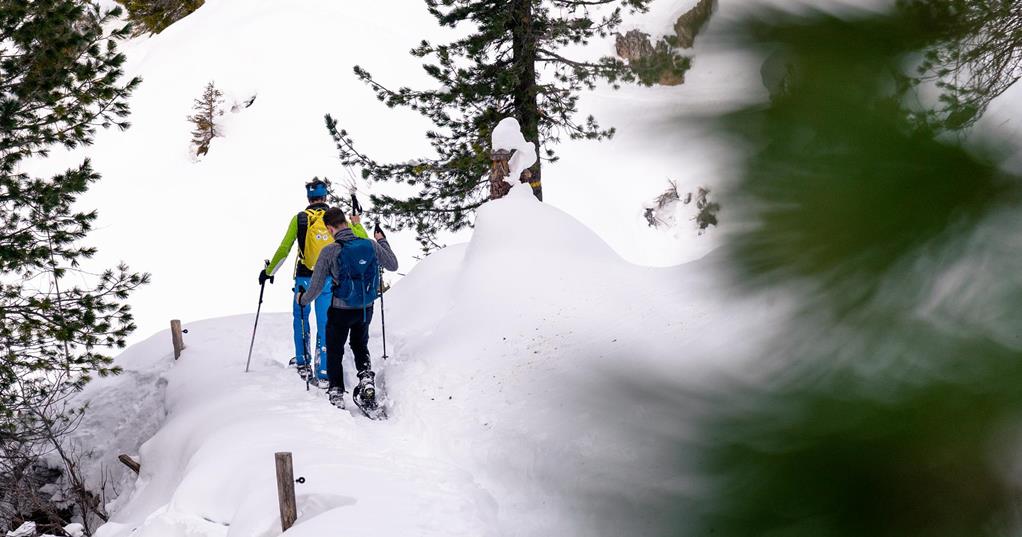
[335,238,349,279]
[296,210,309,262]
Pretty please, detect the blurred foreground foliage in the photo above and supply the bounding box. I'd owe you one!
[691,3,1022,537]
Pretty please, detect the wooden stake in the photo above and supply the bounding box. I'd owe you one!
[170,319,185,359]
[275,452,298,532]
[118,454,140,474]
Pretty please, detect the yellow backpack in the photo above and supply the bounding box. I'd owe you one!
[297,209,334,270]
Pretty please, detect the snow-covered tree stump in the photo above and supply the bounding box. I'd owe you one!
[490,118,537,201]
[490,149,512,200]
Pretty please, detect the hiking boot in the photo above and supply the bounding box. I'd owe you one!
[288,357,297,367]
[316,377,330,390]
[356,370,376,402]
[296,364,311,381]
[327,387,346,408]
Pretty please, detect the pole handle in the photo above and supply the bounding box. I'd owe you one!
[257,260,271,306]
[350,193,363,216]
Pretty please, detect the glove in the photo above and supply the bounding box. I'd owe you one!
[374,222,386,240]
[258,268,272,285]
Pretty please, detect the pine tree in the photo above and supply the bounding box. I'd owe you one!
[188,81,223,157]
[326,0,667,249]
[0,1,148,531]
[114,0,204,36]
[678,6,1022,537]
[899,0,1022,130]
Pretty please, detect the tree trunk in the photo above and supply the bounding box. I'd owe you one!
[511,0,543,201]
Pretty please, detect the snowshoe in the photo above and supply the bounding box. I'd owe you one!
[352,372,387,420]
[316,377,330,390]
[357,370,376,399]
[296,364,312,381]
[327,387,346,409]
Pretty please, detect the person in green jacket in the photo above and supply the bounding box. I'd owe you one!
[259,179,369,387]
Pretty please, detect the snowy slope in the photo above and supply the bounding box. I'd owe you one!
[26,0,947,346]
[19,0,780,345]
[21,0,442,346]
[75,185,781,537]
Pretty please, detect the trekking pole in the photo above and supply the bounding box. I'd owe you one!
[297,286,311,391]
[379,267,389,361]
[245,260,273,372]
[375,222,389,361]
[350,193,363,216]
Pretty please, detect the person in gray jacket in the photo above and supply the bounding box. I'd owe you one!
[299,207,399,409]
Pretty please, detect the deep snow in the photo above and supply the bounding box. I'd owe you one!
[72,185,780,537]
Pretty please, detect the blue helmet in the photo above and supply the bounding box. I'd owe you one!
[306,178,328,199]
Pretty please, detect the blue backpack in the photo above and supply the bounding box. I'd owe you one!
[333,238,380,310]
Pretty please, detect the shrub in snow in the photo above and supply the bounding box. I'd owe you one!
[115,0,204,36]
[644,181,719,233]
[691,187,720,233]
[644,180,681,228]
[229,94,257,113]
[188,81,224,157]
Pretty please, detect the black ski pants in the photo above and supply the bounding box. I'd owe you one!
[325,306,374,391]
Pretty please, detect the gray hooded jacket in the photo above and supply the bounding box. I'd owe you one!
[299,227,399,309]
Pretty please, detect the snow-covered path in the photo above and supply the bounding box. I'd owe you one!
[93,313,497,537]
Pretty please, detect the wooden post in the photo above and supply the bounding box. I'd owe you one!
[490,148,512,200]
[275,452,298,532]
[118,454,140,474]
[170,319,185,359]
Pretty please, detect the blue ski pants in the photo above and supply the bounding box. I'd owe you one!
[293,276,332,379]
